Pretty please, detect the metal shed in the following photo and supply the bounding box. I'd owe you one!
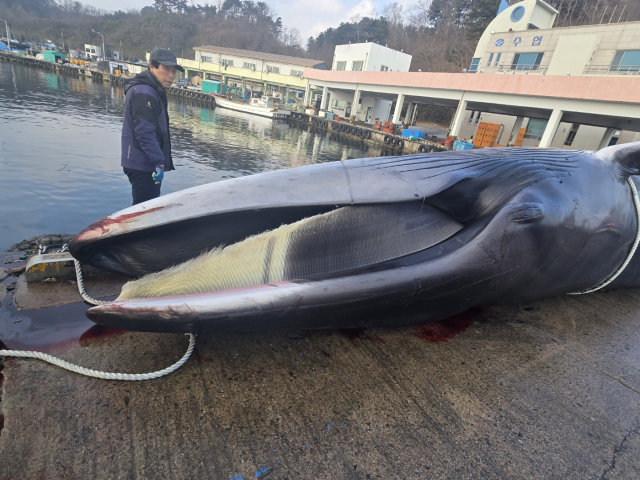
[43,50,66,63]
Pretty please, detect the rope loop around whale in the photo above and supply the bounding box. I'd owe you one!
[569,177,640,295]
[0,260,196,381]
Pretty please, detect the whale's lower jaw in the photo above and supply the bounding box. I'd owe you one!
[85,264,477,334]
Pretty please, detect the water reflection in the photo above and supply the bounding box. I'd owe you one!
[0,61,393,251]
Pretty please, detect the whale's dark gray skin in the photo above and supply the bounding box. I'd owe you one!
[70,142,640,334]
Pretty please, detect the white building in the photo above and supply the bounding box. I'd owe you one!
[458,0,640,148]
[84,44,102,61]
[318,43,413,121]
[332,43,412,72]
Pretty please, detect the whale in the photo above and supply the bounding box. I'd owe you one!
[69,142,640,334]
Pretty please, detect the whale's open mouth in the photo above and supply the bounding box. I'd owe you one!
[115,202,463,301]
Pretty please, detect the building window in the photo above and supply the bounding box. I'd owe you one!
[201,55,213,63]
[487,53,494,67]
[336,61,346,71]
[468,111,476,123]
[524,118,548,140]
[511,52,544,71]
[610,50,640,72]
[564,125,579,146]
[380,65,389,71]
[352,61,363,71]
[290,69,303,77]
[221,59,234,67]
[243,62,256,70]
[494,53,501,66]
[266,65,280,74]
[469,57,480,73]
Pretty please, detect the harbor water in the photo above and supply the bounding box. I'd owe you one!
[0,61,392,251]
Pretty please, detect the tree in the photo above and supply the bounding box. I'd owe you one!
[466,0,501,40]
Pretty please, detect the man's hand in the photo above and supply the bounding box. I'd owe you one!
[152,166,165,184]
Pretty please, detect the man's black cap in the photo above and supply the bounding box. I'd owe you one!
[149,48,184,72]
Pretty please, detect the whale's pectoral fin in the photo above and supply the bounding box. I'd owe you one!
[598,142,640,179]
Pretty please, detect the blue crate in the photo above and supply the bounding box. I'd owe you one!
[401,129,426,139]
[453,140,474,150]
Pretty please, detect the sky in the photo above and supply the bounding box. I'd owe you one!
[84,0,418,43]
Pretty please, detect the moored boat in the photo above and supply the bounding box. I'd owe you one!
[214,94,291,119]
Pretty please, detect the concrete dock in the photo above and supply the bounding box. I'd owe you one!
[1,251,639,479]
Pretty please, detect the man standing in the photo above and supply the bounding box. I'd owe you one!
[121,48,183,204]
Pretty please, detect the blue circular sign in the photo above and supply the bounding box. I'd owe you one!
[495,39,505,47]
[511,5,525,22]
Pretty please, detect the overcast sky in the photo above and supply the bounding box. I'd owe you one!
[85,0,417,43]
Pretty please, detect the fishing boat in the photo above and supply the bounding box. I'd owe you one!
[214,94,291,119]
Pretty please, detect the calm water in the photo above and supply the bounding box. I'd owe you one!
[0,62,392,251]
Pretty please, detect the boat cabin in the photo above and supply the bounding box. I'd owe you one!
[251,95,283,108]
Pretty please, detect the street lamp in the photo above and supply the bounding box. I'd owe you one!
[0,18,10,52]
[91,29,105,61]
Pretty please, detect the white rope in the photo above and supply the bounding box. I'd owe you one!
[0,334,196,381]
[74,259,109,305]
[569,177,640,295]
[0,259,197,381]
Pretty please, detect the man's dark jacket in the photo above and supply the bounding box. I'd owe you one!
[121,70,175,172]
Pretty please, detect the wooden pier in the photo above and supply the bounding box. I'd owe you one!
[288,112,447,153]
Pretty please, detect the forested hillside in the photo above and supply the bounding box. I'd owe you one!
[0,0,303,61]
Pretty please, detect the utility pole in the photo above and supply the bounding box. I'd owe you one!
[61,30,64,52]
[0,18,10,52]
[92,29,105,61]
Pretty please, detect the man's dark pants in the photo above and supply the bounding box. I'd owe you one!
[123,168,161,205]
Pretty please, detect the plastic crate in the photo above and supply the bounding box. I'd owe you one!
[453,140,474,150]
[402,129,426,139]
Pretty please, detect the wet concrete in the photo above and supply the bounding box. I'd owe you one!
[1,252,640,479]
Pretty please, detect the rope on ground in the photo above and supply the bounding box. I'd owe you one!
[0,334,196,381]
[0,259,197,381]
[569,177,640,295]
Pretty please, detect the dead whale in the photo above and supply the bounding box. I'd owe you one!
[69,142,640,334]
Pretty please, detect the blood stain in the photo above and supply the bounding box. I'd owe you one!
[79,325,126,347]
[414,309,482,343]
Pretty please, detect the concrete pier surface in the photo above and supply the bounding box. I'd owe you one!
[1,252,639,479]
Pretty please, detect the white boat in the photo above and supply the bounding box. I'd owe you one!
[214,95,291,119]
